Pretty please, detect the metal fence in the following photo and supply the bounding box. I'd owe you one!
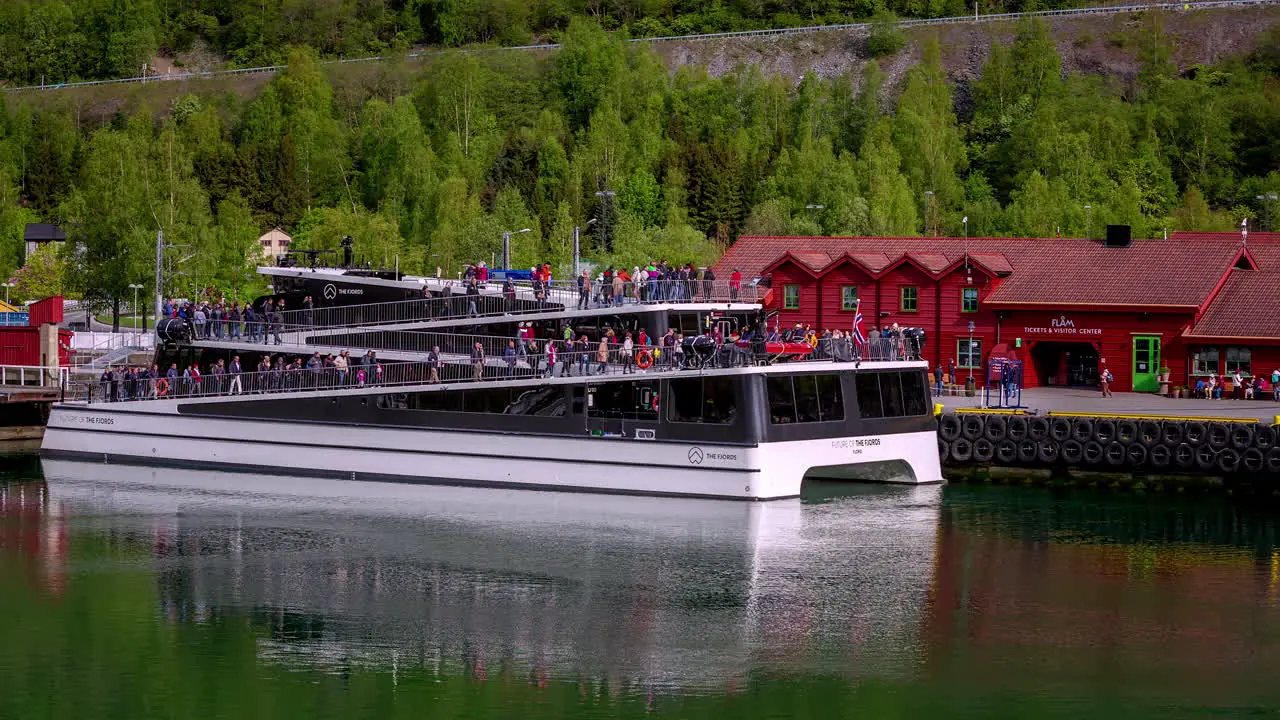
[72,335,919,404]
[1,365,69,387]
[9,0,1269,94]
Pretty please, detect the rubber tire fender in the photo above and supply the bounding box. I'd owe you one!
[1242,447,1266,473]
[1206,422,1230,451]
[1094,418,1117,444]
[1103,441,1126,467]
[939,414,962,441]
[1037,440,1061,464]
[1184,421,1209,447]
[1161,422,1184,447]
[1060,439,1084,465]
[1173,443,1196,470]
[995,439,1018,464]
[1125,442,1148,468]
[1255,425,1277,451]
[972,437,996,463]
[1217,447,1241,474]
[1149,444,1172,469]
[1071,418,1094,443]
[1229,424,1255,451]
[1029,416,1052,441]
[1194,445,1217,470]
[950,438,974,463]
[1007,415,1030,442]
[1017,439,1038,464]
[939,438,951,463]
[1116,419,1139,443]
[1138,420,1162,447]
[961,415,985,441]
[984,415,1009,442]
[1049,417,1073,442]
[1082,440,1106,465]
[1268,448,1280,474]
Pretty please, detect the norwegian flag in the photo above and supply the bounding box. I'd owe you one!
[852,300,866,346]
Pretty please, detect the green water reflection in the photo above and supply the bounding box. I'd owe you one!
[3,454,1280,718]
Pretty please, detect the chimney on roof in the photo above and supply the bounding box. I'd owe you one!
[1104,225,1131,248]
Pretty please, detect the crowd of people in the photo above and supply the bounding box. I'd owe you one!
[97,349,385,401]
[161,297,293,345]
[1193,369,1280,401]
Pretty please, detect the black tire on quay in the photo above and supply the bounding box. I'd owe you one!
[1161,422,1184,446]
[1126,443,1148,467]
[1071,418,1094,443]
[1149,444,1172,469]
[1094,418,1117,444]
[1037,440,1061,464]
[1206,422,1230,451]
[1138,420,1162,447]
[1117,419,1139,443]
[1083,440,1106,466]
[973,438,996,463]
[950,438,974,463]
[1017,439,1038,464]
[1029,417,1052,441]
[1266,448,1280,474]
[961,415,984,441]
[1243,447,1266,473]
[995,439,1017,464]
[1195,445,1217,470]
[984,415,1009,442]
[1061,439,1084,465]
[1007,415,1030,441]
[1217,447,1241,474]
[1049,417,1073,442]
[1104,441,1127,467]
[939,438,950,463]
[1229,424,1255,451]
[939,414,962,441]
[1185,421,1209,447]
[1173,443,1196,470]
[1256,425,1277,451]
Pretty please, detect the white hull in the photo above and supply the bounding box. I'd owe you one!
[41,400,943,500]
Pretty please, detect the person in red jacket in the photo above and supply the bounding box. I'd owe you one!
[729,269,742,301]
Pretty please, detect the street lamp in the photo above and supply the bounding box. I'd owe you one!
[923,191,935,236]
[573,219,597,277]
[967,320,976,383]
[595,189,616,252]
[1083,205,1092,240]
[501,228,532,272]
[1,281,14,304]
[128,283,144,330]
[962,216,972,284]
[1256,194,1277,230]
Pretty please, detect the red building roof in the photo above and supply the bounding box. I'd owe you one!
[1185,271,1280,341]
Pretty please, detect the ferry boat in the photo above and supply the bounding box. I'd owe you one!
[41,256,943,500]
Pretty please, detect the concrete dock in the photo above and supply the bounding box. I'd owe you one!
[943,387,1280,422]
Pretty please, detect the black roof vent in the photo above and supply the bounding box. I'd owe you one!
[1104,224,1131,248]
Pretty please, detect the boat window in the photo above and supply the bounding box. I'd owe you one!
[667,377,737,424]
[855,373,884,418]
[900,371,930,416]
[767,374,845,424]
[880,372,905,417]
[856,371,929,419]
[588,381,659,420]
[390,387,566,416]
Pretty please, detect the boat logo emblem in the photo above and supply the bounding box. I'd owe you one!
[323,283,338,300]
[688,447,704,464]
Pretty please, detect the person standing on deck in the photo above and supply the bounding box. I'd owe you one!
[427,346,441,383]
[622,331,635,374]
[228,356,243,394]
[934,363,944,397]
[504,340,518,377]
[576,335,592,376]
[1099,360,1113,398]
[1273,368,1280,401]
[596,336,609,375]
[471,341,485,380]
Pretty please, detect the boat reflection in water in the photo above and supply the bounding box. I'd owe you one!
[37,459,941,693]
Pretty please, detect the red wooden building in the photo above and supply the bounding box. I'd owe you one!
[0,296,71,367]
[712,233,1280,393]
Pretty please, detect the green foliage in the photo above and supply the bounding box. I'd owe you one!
[11,242,67,303]
[867,10,906,58]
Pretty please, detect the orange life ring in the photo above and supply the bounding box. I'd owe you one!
[155,378,169,397]
[636,349,654,369]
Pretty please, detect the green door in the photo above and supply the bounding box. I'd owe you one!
[1132,336,1161,392]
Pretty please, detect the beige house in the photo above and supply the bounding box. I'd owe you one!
[258,228,292,261]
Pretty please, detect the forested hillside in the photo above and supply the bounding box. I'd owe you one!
[1,13,1278,311]
[0,0,1110,85]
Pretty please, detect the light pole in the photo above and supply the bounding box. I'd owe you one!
[804,204,825,233]
[128,283,144,330]
[967,320,976,383]
[1,281,14,305]
[501,228,531,272]
[573,218,597,278]
[594,189,616,252]
[1256,194,1277,230]
[1083,205,1092,240]
[962,216,972,284]
[923,191,935,236]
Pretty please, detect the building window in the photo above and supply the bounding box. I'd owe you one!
[957,339,982,369]
[1192,348,1219,375]
[783,284,800,310]
[1225,347,1252,376]
[900,286,918,312]
[961,287,979,313]
[841,286,859,311]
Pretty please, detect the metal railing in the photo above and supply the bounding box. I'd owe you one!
[69,335,919,404]
[1,365,70,388]
[6,0,1272,94]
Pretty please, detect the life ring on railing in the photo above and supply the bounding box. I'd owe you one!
[155,379,170,397]
[636,350,654,369]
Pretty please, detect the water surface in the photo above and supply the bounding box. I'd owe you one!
[3,452,1279,718]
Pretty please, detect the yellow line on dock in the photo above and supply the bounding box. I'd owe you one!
[1046,411,1258,423]
[953,408,1025,415]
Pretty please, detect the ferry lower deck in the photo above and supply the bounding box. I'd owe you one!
[43,362,942,500]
